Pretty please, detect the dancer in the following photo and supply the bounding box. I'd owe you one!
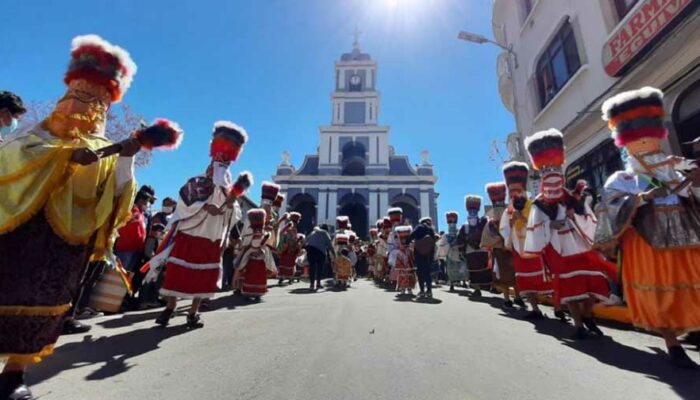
[481,183,522,308]
[238,209,277,300]
[334,234,353,289]
[366,228,379,279]
[438,212,468,292]
[154,121,250,328]
[386,207,404,287]
[499,162,553,319]
[458,196,490,296]
[0,34,140,400]
[375,218,391,283]
[277,211,302,285]
[392,226,416,296]
[524,129,611,339]
[596,87,700,367]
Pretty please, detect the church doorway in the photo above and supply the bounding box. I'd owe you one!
[391,194,420,227]
[341,142,366,176]
[337,193,368,238]
[288,193,316,235]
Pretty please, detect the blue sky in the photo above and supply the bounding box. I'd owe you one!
[0,0,514,223]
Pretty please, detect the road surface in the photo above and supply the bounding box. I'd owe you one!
[21,279,700,400]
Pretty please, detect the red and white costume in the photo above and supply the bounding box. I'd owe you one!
[155,121,248,299]
[523,129,612,305]
[499,162,553,297]
[239,209,277,297]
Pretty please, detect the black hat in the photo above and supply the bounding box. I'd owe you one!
[0,91,26,116]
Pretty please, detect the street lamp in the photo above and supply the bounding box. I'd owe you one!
[457,31,518,68]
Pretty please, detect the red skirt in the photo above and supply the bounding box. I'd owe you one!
[512,252,552,296]
[161,232,221,298]
[542,245,611,305]
[242,258,268,297]
[277,252,297,279]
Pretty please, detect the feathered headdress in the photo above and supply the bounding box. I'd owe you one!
[247,208,267,232]
[445,211,459,224]
[65,34,137,103]
[134,119,183,150]
[210,121,248,162]
[335,233,349,245]
[502,161,529,189]
[601,87,667,147]
[388,207,403,222]
[464,195,482,212]
[381,217,392,229]
[273,194,285,208]
[289,212,302,223]
[485,182,507,206]
[524,129,565,170]
[260,181,281,205]
[395,225,413,240]
[336,216,350,230]
[230,171,253,197]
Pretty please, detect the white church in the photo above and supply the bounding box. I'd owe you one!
[273,39,438,237]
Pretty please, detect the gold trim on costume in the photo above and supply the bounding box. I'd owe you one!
[2,344,56,364]
[0,303,71,316]
[631,282,700,292]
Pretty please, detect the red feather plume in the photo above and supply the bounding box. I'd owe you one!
[134,118,184,151]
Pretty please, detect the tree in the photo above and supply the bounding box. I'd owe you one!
[18,101,151,167]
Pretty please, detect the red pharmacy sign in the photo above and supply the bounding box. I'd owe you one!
[603,0,696,77]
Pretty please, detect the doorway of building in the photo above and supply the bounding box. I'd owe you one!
[391,194,420,227]
[337,193,368,238]
[288,193,316,235]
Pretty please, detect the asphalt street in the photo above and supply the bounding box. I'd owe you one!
[18,279,700,400]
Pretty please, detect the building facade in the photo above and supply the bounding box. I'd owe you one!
[492,0,700,195]
[273,41,438,237]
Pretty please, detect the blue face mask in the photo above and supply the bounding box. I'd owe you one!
[0,118,18,136]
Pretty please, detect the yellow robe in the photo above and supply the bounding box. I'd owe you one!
[0,124,135,260]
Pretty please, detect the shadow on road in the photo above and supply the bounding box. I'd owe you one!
[28,325,190,385]
[199,294,261,312]
[413,297,443,305]
[289,288,317,294]
[493,303,700,399]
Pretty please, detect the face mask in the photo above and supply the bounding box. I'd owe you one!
[0,118,18,136]
[541,168,565,202]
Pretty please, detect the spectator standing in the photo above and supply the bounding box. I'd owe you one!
[304,224,336,291]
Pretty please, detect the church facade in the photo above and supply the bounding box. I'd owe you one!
[273,41,438,237]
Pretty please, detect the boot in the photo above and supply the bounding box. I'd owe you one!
[513,297,526,308]
[155,308,174,327]
[554,309,570,323]
[0,372,33,400]
[186,313,204,329]
[502,300,514,308]
[61,318,91,335]
[583,317,604,336]
[471,289,482,297]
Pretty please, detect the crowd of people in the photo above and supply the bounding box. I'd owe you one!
[0,34,699,400]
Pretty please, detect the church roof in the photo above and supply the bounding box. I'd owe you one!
[340,40,371,62]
